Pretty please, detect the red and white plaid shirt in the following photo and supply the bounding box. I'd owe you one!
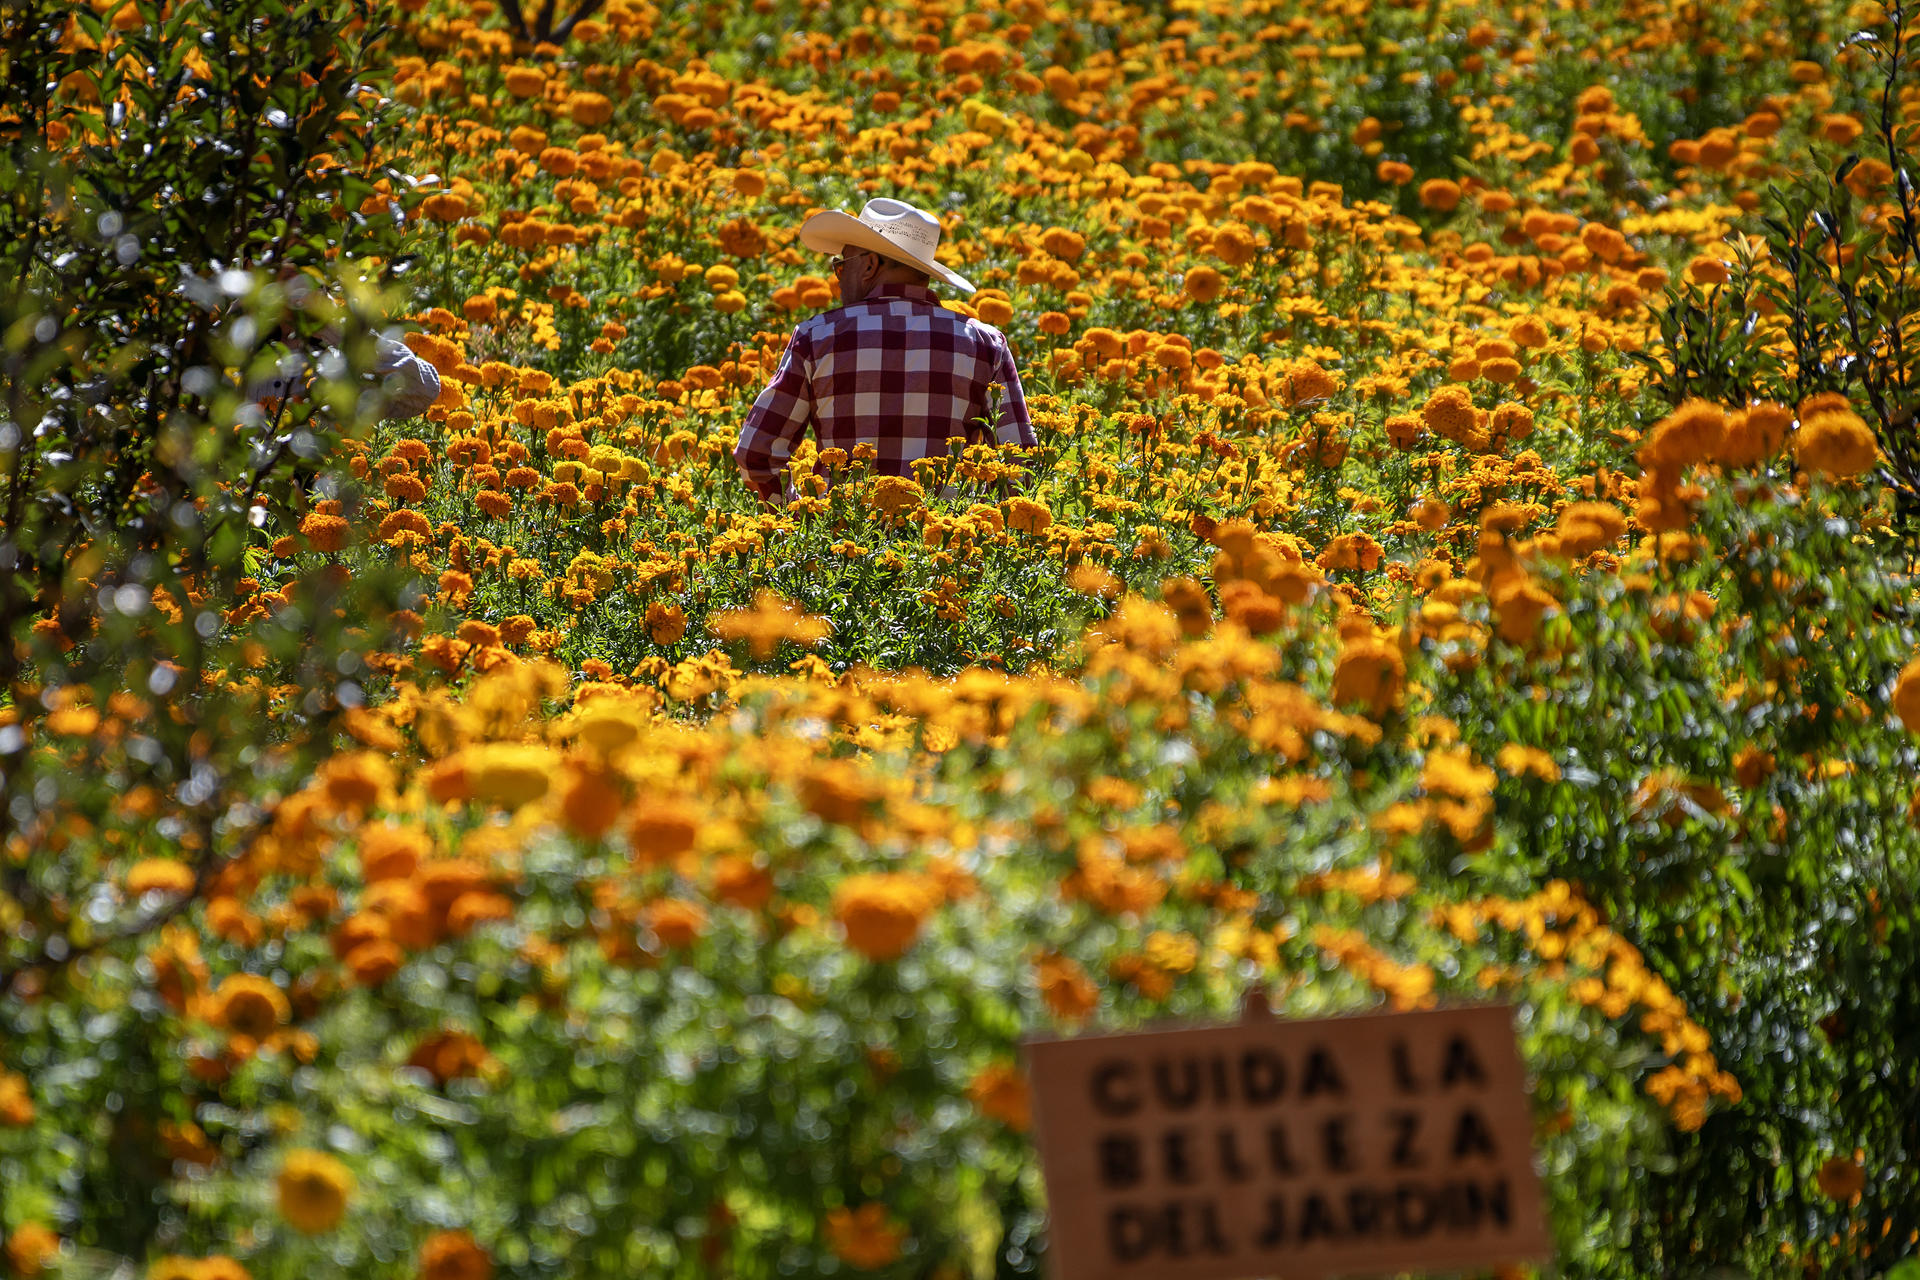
[732,282,1035,500]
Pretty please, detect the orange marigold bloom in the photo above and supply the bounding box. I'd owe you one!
[1160,576,1213,637]
[832,872,936,961]
[207,973,290,1040]
[299,512,349,552]
[1039,226,1086,261]
[1816,1155,1865,1201]
[629,800,700,866]
[967,1061,1033,1131]
[1795,407,1878,478]
[4,1223,59,1277]
[419,1231,492,1280]
[1183,264,1226,303]
[824,1204,907,1269]
[407,1030,501,1087]
[1418,178,1462,211]
[1035,950,1098,1020]
[644,898,708,949]
[1891,655,1920,733]
[1636,399,1726,469]
[0,1070,35,1127]
[1005,497,1052,534]
[1331,634,1405,717]
[503,66,544,98]
[559,765,624,838]
[712,855,774,910]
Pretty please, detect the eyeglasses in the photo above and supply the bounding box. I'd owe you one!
[829,250,870,274]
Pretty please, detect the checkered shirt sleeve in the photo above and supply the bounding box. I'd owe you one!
[732,283,1036,501]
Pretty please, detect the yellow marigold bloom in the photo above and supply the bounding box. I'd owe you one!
[1795,408,1878,478]
[967,1061,1033,1131]
[207,973,290,1040]
[1422,747,1496,800]
[458,743,556,810]
[1892,656,1920,733]
[125,858,196,896]
[832,872,936,961]
[276,1149,353,1234]
[1496,743,1562,782]
[824,1204,908,1269]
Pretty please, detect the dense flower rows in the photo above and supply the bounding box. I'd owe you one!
[4,0,1920,1277]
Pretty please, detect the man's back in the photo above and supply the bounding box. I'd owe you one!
[732,282,1034,501]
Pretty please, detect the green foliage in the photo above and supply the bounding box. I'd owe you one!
[0,0,418,1206]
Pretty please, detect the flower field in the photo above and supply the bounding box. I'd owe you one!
[4,0,1920,1276]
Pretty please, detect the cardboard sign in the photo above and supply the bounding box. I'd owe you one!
[1022,999,1551,1280]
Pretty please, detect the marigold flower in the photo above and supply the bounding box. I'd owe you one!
[0,1071,35,1127]
[207,973,290,1040]
[4,1223,59,1277]
[1636,399,1726,469]
[629,799,700,866]
[276,1149,353,1234]
[832,872,936,961]
[644,898,708,949]
[1160,577,1213,637]
[1891,656,1920,734]
[824,1204,907,1269]
[125,858,196,896]
[407,1031,501,1088]
[967,1061,1032,1131]
[503,66,545,98]
[1183,263,1226,303]
[1005,498,1052,535]
[1816,1155,1865,1201]
[1331,634,1404,717]
[458,743,557,809]
[1795,408,1878,478]
[299,512,350,552]
[1034,950,1098,1020]
[1418,178,1462,211]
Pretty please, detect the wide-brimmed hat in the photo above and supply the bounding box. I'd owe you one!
[797,197,975,293]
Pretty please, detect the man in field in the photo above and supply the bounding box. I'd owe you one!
[732,197,1035,503]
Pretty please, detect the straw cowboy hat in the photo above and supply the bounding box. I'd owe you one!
[798,197,976,294]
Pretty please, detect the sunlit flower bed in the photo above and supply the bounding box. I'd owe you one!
[5,0,1920,1276]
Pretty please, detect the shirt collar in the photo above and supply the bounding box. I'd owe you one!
[861,282,939,304]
